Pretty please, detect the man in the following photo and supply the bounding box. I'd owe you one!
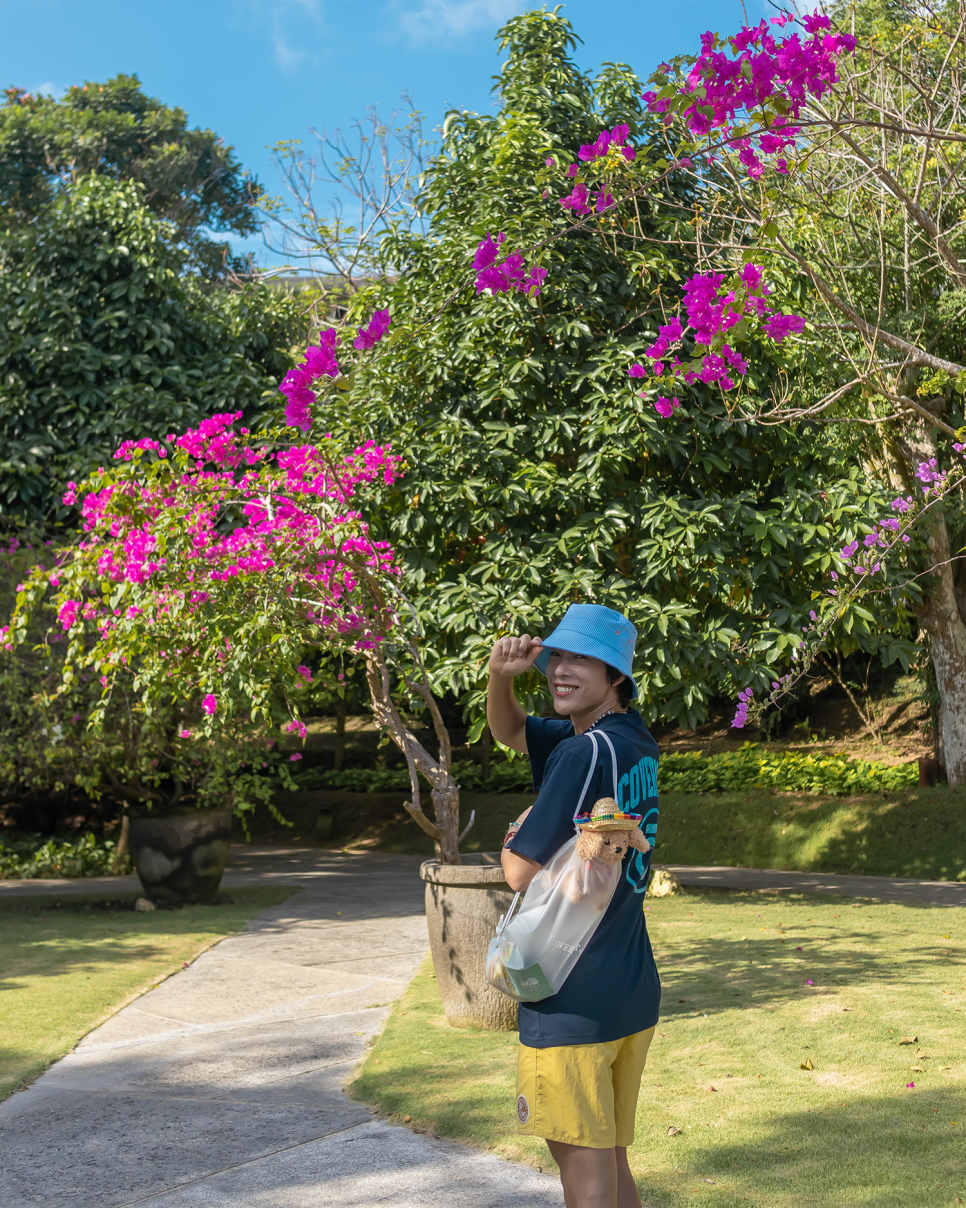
[487,603,660,1208]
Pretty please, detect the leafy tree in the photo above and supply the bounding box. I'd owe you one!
[625,0,966,778]
[323,10,912,732]
[0,75,259,279]
[0,176,303,525]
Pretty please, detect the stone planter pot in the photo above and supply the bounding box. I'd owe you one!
[129,808,232,905]
[420,852,517,1031]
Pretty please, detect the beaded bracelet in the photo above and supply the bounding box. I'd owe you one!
[503,821,521,848]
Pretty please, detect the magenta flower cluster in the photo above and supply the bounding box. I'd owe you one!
[643,13,856,179]
[354,309,391,351]
[731,687,754,728]
[279,327,340,433]
[628,265,804,416]
[473,232,547,297]
[577,124,636,164]
[279,311,392,433]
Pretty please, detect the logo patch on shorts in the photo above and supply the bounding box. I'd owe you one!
[516,1094,530,1124]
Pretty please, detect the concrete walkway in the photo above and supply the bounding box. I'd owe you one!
[665,862,966,906]
[0,853,560,1208]
[3,845,964,906]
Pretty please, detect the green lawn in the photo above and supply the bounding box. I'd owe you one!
[351,890,966,1207]
[0,886,299,1100]
[351,784,966,883]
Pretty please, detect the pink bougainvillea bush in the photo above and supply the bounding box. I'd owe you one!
[5,412,402,790]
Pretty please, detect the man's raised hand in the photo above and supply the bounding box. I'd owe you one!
[489,634,543,678]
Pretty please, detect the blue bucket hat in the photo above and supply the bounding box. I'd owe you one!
[534,603,639,700]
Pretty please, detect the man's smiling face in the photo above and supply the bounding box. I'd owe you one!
[544,648,614,717]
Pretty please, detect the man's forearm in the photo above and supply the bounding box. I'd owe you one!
[487,673,527,751]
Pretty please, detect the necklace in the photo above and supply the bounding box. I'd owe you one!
[587,708,621,731]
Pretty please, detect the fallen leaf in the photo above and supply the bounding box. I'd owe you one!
[707,1084,718,1092]
[667,1126,683,1137]
[916,1049,930,1059]
[905,1082,915,1089]
[940,1066,952,1071]
[678,999,687,1003]
[806,979,814,986]
[403,1115,412,1123]
[898,1036,918,1045]
[702,1178,715,1184]
[943,990,952,995]
[910,1065,925,1072]
[800,1057,814,1071]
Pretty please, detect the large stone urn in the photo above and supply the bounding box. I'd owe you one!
[129,808,232,905]
[420,852,517,1031]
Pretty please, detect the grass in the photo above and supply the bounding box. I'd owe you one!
[351,890,966,1207]
[0,885,299,1100]
[344,785,966,883]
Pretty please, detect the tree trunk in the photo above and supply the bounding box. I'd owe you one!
[916,517,966,787]
[431,784,461,864]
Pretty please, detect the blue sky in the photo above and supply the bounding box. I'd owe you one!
[2,0,759,265]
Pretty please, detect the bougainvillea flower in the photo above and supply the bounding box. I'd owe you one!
[353,309,391,351]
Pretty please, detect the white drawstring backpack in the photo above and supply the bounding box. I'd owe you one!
[486,729,639,1003]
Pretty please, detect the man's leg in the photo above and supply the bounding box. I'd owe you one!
[545,1141,642,1208]
[546,1139,617,1208]
[615,1146,642,1208]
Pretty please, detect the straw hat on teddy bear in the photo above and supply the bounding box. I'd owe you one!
[567,798,650,903]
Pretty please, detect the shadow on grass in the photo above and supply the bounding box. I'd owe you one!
[640,1091,966,1207]
[656,934,956,1014]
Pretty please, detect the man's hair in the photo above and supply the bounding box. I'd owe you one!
[605,664,634,708]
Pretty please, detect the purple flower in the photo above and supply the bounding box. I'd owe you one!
[629,363,647,378]
[610,123,629,145]
[353,308,391,351]
[654,396,680,418]
[840,540,859,560]
[622,147,637,161]
[303,341,339,379]
[595,187,616,212]
[762,312,805,342]
[805,979,814,985]
[567,163,579,177]
[545,156,555,167]
[202,694,218,716]
[472,232,505,271]
[559,183,592,215]
[578,129,612,161]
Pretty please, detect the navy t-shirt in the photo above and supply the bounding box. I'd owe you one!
[508,711,661,1049]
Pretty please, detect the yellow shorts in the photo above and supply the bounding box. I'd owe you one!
[515,1026,655,1149]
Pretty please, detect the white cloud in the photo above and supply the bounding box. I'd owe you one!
[31,81,63,98]
[235,0,326,73]
[393,0,523,48]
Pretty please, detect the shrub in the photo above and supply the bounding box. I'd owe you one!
[0,833,129,879]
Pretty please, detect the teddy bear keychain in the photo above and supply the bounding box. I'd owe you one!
[566,797,650,904]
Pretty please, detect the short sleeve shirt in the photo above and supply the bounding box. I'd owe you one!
[508,711,661,1049]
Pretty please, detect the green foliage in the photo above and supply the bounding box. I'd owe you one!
[659,745,918,795]
[0,176,303,523]
[327,10,915,733]
[293,759,533,794]
[295,744,916,797]
[0,75,260,279]
[0,833,129,879]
